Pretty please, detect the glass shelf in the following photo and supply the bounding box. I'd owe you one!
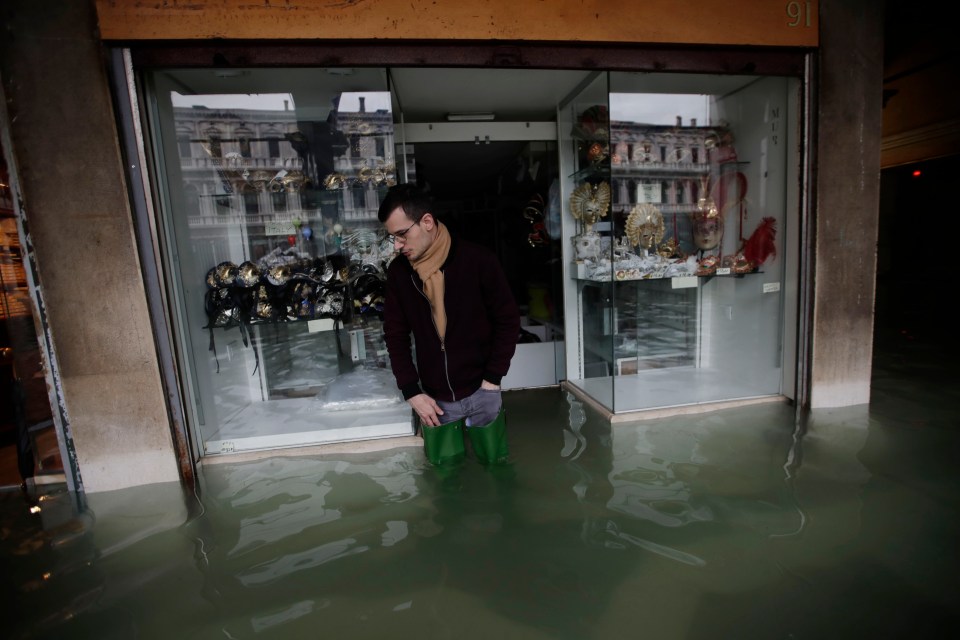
[568,163,610,182]
[571,261,761,283]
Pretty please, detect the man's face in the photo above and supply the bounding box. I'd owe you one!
[384,206,433,261]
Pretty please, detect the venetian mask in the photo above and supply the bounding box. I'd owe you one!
[693,218,723,251]
[266,264,292,286]
[569,181,611,231]
[237,261,261,287]
[691,175,723,251]
[626,204,665,252]
[573,232,602,261]
[214,261,238,287]
[278,170,309,193]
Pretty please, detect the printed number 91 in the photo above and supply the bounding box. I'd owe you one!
[786,1,812,27]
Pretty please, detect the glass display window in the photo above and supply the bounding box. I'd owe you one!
[143,68,411,455]
[139,63,801,455]
[562,72,801,414]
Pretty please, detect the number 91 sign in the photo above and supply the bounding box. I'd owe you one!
[786,1,813,27]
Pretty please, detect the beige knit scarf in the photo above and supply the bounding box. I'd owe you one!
[411,222,451,341]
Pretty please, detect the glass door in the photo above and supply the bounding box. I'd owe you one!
[559,71,614,410]
[389,67,594,392]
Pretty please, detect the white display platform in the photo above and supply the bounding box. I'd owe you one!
[204,399,414,455]
[566,364,782,414]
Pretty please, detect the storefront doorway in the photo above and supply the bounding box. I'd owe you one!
[398,139,565,391]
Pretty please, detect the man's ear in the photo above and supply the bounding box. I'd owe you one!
[420,213,435,230]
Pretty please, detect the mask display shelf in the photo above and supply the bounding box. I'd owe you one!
[560,72,793,416]
[145,74,414,456]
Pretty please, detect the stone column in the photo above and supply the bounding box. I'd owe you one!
[0,0,181,491]
[810,0,884,408]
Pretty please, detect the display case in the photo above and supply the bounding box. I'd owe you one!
[562,72,800,415]
[145,69,413,455]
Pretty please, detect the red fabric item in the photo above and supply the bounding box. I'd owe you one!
[742,217,777,266]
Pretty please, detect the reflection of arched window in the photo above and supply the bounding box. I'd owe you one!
[661,181,669,204]
[691,147,699,163]
[628,180,637,204]
[676,180,685,204]
[691,180,699,203]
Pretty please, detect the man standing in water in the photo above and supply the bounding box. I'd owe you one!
[378,184,519,460]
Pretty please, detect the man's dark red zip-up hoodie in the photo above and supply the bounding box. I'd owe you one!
[383,233,520,402]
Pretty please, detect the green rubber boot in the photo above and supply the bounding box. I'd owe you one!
[421,418,465,466]
[466,409,509,465]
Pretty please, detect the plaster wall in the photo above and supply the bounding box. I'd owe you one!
[810,0,883,408]
[0,0,180,491]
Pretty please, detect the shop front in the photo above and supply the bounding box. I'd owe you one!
[15,0,887,492]
[126,48,807,458]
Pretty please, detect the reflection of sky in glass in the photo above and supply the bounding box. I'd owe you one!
[171,92,296,110]
[170,91,393,114]
[337,91,392,113]
[611,93,710,125]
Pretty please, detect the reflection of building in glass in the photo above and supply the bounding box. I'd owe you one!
[611,118,733,253]
[176,104,302,225]
[176,97,395,233]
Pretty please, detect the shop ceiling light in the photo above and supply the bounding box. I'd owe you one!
[446,112,496,121]
[213,69,249,78]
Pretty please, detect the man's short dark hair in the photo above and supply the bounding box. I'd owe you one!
[377,183,433,223]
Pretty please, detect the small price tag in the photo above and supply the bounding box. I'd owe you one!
[307,319,335,332]
[671,276,698,289]
[763,282,781,293]
[716,267,731,275]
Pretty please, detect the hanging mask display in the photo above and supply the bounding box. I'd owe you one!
[236,261,261,287]
[569,181,611,232]
[691,176,724,252]
[206,267,219,289]
[202,223,391,331]
[267,264,292,286]
[626,203,666,253]
[316,286,345,319]
[214,262,239,287]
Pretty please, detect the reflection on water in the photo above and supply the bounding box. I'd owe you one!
[4,343,960,638]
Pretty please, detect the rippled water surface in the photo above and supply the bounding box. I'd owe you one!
[4,325,960,639]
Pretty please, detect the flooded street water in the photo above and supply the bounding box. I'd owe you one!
[4,310,960,639]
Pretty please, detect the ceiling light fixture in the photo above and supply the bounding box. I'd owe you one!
[446,112,496,122]
[213,69,250,79]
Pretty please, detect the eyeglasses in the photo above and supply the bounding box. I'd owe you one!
[387,219,420,244]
